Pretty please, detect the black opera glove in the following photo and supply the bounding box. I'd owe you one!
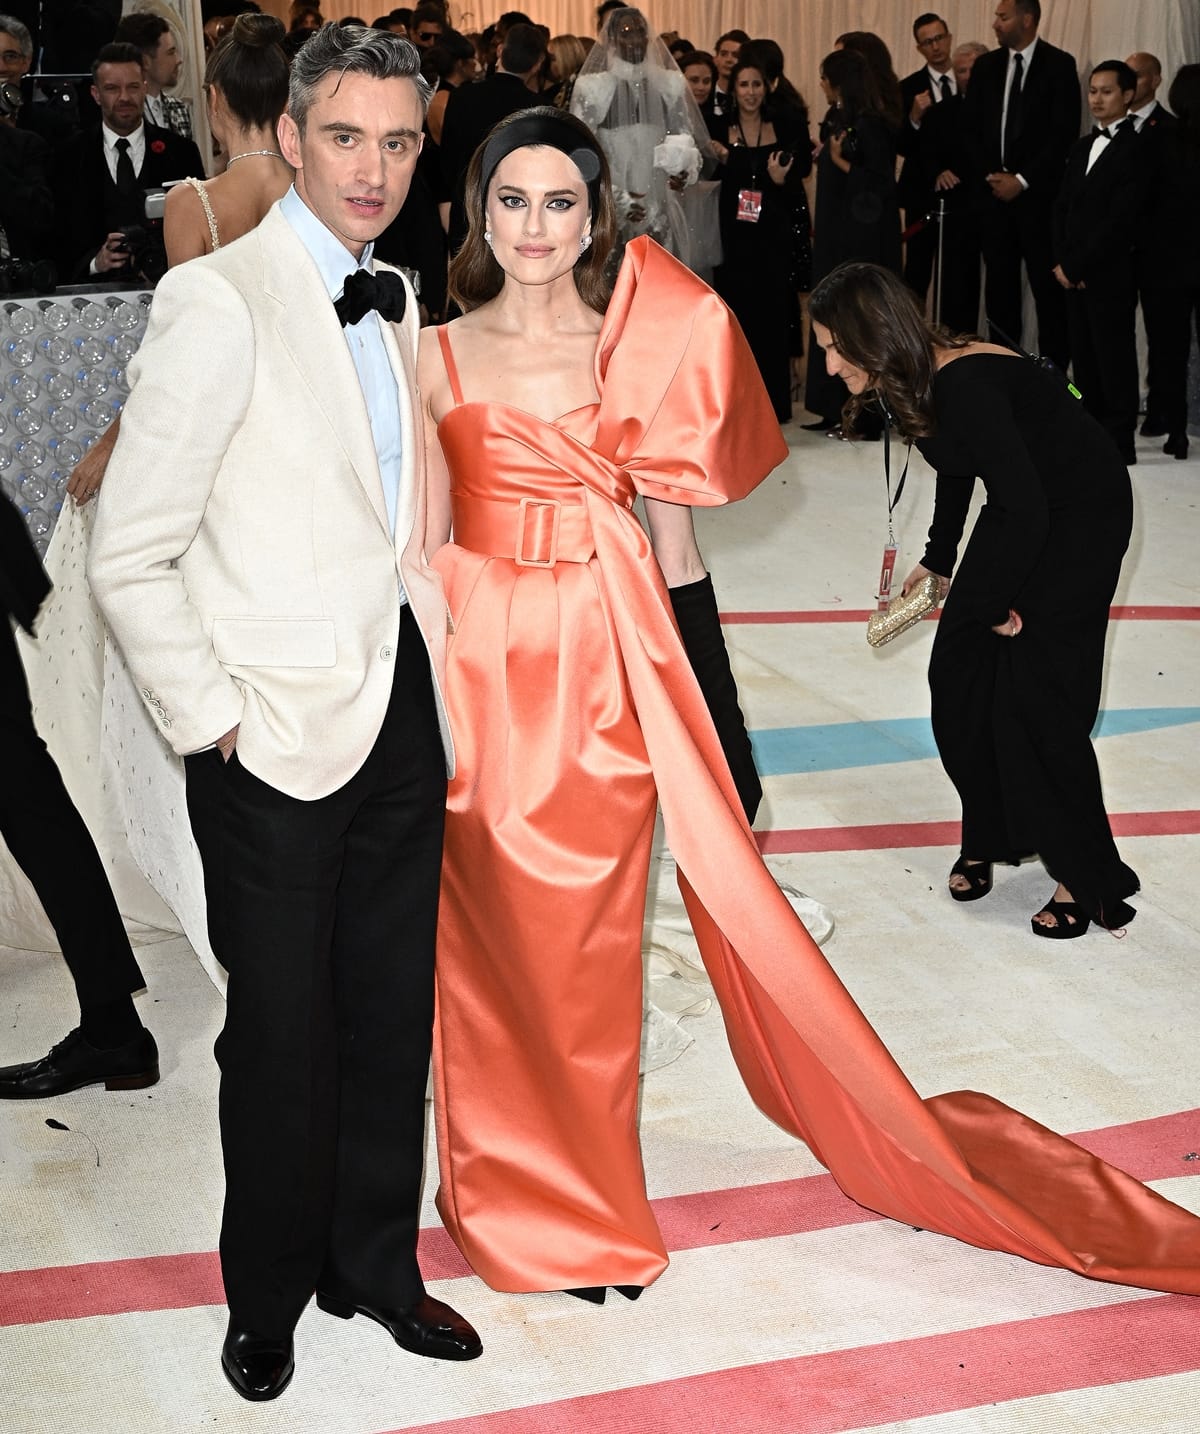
[668,573,762,824]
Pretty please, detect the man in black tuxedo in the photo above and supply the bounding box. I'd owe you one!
[1126,51,1176,437]
[1053,61,1147,463]
[963,0,1079,367]
[0,92,53,261]
[89,25,480,1402]
[0,493,157,1100]
[440,21,543,252]
[53,41,203,282]
[898,13,958,311]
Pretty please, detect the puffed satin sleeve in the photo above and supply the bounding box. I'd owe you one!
[593,236,789,505]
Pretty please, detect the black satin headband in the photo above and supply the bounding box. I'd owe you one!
[478,111,604,217]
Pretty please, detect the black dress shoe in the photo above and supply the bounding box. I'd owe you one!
[1163,433,1189,460]
[0,1027,158,1098]
[316,1291,482,1361]
[1140,417,1169,438]
[800,417,838,431]
[221,1326,294,1401]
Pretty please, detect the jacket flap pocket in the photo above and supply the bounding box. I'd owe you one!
[211,617,337,668]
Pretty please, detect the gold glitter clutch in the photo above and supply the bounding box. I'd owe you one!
[866,573,940,647]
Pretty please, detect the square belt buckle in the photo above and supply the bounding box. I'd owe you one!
[514,496,561,567]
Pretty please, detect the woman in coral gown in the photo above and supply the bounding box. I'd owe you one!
[418,107,1200,1303]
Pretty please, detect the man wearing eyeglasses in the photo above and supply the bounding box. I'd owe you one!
[898,14,957,313]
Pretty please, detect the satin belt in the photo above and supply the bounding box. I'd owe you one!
[452,492,597,567]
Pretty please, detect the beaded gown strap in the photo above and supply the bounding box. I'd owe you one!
[179,176,221,252]
[436,325,466,407]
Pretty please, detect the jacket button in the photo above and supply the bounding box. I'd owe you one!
[380,645,394,660]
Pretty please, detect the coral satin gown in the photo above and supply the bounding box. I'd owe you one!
[431,238,1200,1297]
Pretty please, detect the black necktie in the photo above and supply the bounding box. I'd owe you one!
[113,136,139,198]
[1003,51,1024,163]
[939,74,951,102]
[334,269,407,328]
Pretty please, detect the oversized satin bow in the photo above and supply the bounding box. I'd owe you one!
[334,268,407,328]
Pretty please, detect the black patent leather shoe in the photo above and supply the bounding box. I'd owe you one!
[221,1325,294,1401]
[0,1027,158,1098]
[316,1291,482,1361]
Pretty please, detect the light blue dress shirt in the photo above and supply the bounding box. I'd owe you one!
[279,187,406,584]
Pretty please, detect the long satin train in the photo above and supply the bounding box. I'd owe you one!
[433,236,1200,1296]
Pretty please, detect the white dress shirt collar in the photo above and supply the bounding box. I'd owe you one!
[101,120,146,181]
[1009,35,1039,73]
[279,183,375,298]
[926,65,955,97]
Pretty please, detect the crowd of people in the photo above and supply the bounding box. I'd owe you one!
[1,2,1197,440]
[1,0,1200,1412]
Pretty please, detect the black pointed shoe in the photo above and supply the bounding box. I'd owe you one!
[0,1027,158,1098]
[221,1326,294,1401]
[315,1291,482,1361]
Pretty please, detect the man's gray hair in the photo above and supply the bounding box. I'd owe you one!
[289,24,433,133]
[0,14,33,56]
[952,40,988,61]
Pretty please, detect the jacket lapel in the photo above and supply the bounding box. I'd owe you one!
[261,207,392,537]
[374,263,420,553]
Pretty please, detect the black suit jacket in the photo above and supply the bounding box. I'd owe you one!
[0,492,51,636]
[964,39,1080,201]
[1135,102,1176,134]
[440,73,539,200]
[896,67,954,212]
[53,121,204,280]
[0,122,54,261]
[1053,121,1146,289]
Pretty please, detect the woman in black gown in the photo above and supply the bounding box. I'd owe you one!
[713,57,811,422]
[804,48,901,433]
[810,262,1139,938]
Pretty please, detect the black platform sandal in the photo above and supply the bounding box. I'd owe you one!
[948,856,993,902]
[1030,898,1091,939]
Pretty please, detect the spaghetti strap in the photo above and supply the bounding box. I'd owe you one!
[178,176,221,252]
[437,325,466,408]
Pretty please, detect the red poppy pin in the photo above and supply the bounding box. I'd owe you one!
[150,138,166,154]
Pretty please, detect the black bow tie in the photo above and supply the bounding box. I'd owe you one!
[334,268,407,328]
[1091,125,1114,140]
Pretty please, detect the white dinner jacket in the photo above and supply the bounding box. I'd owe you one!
[89,202,453,801]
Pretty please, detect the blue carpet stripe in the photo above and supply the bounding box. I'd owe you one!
[750,708,1200,776]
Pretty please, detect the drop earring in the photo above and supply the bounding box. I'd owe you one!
[484,229,493,246]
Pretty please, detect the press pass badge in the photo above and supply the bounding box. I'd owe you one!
[736,188,763,222]
[877,541,898,611]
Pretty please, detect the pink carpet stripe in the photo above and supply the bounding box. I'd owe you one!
[3,1111,1195,1328]
[390,1295,1200,1434]
[722,605,1200,624]
[758,810,1200,855]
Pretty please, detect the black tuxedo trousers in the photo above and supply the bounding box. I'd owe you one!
[184,606,446,1337]
[0,619,144,1009]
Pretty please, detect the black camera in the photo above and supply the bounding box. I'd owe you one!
[819,109,861,163]
[115,189,168,283]
[0,256,57,294]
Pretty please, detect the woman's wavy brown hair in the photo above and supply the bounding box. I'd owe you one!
[448,107,618,315]
[808,261,974,437]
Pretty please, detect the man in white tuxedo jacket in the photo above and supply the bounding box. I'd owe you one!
[88,26,481,1402]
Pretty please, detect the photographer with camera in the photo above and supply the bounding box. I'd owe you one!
[803,46,901,435]
[54,40,202,284]
[0,65,53,271]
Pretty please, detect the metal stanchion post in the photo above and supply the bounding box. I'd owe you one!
[933,197,946,326]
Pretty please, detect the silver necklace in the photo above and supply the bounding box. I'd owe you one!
[226,149,285,165]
